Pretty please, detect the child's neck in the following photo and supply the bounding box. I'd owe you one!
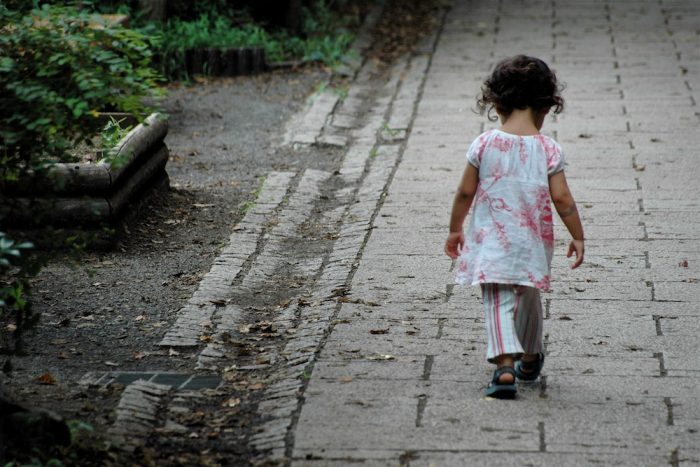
[498,108,544,136]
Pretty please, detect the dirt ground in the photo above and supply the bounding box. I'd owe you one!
[1,1,444,464]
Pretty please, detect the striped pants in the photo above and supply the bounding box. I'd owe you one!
[481,283,544,363]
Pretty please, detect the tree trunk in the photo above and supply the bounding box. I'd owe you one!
[286,0,303,34]
[138,0,167,21]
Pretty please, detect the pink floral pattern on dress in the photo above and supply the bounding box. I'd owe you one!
[518,137,528,165]
[535,135,565,174]
[527,273,551,290]
[458,130,564,292]
[491,134,515,153]
[517,186,554,248]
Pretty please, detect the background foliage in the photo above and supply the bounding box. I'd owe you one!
[0,4,161,180]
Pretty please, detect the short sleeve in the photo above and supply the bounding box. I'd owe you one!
[547,144,566,175]
[539,137,566,175]
[466,134,488,168]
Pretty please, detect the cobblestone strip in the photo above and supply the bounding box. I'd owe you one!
[247,55,412,457]
[159,172,294,348]
[384,55,431,142]
[249,144,403,460]
[248,45,440,462]
[107,380,171,450]
[196,169,332,370]
[283,89,341,146]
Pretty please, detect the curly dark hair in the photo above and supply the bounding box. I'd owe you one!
[477,55,564,121]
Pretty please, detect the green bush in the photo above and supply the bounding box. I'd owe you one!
[0,4,162,181]
[148,1,358,80]
[0,232,39,355]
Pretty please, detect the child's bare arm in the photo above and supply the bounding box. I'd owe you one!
[445,164,479,259]
[549,171,585,268]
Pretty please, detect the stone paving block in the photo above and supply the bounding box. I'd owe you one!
[329,317,440,340]
[294,385,419,451]
[335,301,468,321]
[551,252,647,274]
[311,356,424,381]
[347,280,447,304]
[545,312,659,356]
[545,355,661,377]
[654,281,700,302]
[292,454,398,466]
[544,403,672,456]
[656,315,700,338]
[545,374,697,401]
[644,239,700,254]
[322,333,465,360]
[548,298,699,318]
[664,352,700,374]
[668,396,700,431]
[546,280,651,301]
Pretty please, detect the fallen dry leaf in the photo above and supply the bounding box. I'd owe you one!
[169,348,180,356]
[222,398,240,408]
[255,355,271,365]
[369,328,390,335]
[36,373,57,385]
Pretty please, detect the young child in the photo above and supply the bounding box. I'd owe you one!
[444,55,585,399]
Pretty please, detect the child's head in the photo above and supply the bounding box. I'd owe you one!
[477,55,564,121]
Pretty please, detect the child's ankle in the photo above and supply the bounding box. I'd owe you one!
[495,355,515,368]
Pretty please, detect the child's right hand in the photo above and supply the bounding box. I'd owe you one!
[444,231,464,259]
[567,239,585,269]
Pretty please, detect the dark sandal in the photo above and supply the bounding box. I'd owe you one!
[484,367,517,399]
[515,353,545,381]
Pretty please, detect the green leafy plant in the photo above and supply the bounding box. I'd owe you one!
[145,0,359,80]
[0,4,162,181]
[0,232,40,355]
[99,116,133,167]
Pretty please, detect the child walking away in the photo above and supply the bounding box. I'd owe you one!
[444,55,585,399]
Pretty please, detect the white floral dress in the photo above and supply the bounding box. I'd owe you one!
[455,129,566,291]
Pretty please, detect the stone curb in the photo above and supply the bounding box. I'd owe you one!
[107,380,171,451]
[0,113,169,226]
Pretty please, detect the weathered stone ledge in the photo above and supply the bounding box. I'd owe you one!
[0,113,169,226]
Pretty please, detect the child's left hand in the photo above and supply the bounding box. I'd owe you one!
[444,231,464,259]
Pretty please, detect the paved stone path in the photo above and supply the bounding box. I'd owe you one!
[290,0,700,465]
